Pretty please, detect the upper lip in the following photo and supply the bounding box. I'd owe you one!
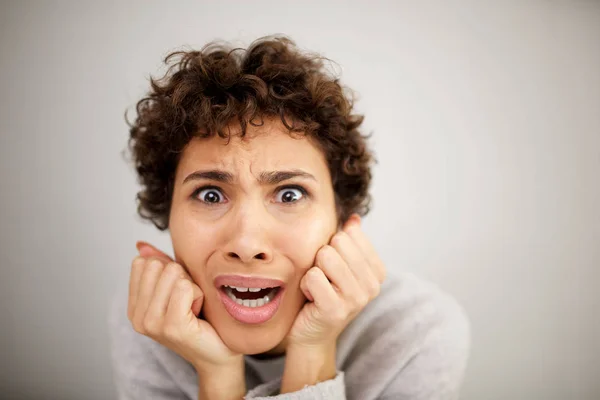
[214,274,285,289]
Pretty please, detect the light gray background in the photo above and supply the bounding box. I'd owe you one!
[1,1,598,399]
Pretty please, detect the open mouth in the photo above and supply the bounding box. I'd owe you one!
[222,285,281,308]
[216,279,285,324]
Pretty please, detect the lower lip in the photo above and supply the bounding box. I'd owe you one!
[218,288,284,324]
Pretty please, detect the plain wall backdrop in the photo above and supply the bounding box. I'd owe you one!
[1,1,598,399]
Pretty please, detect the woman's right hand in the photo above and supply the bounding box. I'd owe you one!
[127,241,242,374]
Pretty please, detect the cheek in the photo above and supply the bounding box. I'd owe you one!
[169,209,215,280]
[275,211,336,271]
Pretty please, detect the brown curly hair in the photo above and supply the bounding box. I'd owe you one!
[126,36,374,231]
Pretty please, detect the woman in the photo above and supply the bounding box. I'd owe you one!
[109,36,470,399]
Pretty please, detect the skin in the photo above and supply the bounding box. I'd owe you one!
[128,117,386,399]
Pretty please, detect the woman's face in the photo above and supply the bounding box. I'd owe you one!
[168,118,338,355]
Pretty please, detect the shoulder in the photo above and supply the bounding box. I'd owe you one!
[339,272,471,355]
[383,272,471,346]
[107,282,159,360]
[337,272,471,399]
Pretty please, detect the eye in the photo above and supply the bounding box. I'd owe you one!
[194,187,225,204]
[275,186,305,203]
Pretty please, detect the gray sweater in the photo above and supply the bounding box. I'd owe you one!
[108,272,470,399]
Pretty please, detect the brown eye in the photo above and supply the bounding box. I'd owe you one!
[275,187,304,203]
[197,188,224,204]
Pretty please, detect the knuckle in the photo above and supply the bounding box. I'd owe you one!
[368,281,381,298]
[307,268,322,284]
[131,256,145,269]
[142,316,158,335]
[147,258,164,270]
[316,245,334,265]
[330,232,348,248]
[315,251,325,267]
[177,278,191,289]
[165,262,183,277]
[361,292,370,305]
[131,318,145,335]
[176,279,192,294]
[353,293,369,308]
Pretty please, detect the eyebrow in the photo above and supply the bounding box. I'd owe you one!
[183,170,234,184]
[182,169,317,185]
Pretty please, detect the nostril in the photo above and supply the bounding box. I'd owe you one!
[225,251,269,261]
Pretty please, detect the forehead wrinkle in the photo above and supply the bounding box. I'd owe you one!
[248,159,256,182]
[180,121,326,187]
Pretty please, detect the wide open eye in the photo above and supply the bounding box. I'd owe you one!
[275,187,305,203]
[195,187,225,204]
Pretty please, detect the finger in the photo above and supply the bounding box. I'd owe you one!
[136,241,174,263]
[136,241,197,280]
[299,272,314,302]
[165,279,204,326]
[300,267,339,314]
[128,256,146,320]
[146,262,187,322]
[343,216,387,283]
[133,259,164,325]
[136,240,195,278]
[314,245,362,298]
[330,231,379,297]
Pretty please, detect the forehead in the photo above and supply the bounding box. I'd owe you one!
[176,119,329,177]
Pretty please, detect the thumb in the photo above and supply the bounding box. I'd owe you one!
[300,268,315,302]
[190,283,204,318]
[136,241,174,263]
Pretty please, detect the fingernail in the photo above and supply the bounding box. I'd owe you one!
[345,214,360,227]
[136,241,151,257]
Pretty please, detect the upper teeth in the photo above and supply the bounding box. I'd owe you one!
[223,286,278,308]
[225,285,269,292]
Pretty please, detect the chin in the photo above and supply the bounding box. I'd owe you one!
[218,325,287,355]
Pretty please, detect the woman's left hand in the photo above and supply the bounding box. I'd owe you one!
[286,214,387,349]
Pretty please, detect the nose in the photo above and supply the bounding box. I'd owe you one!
[222,203,273,264]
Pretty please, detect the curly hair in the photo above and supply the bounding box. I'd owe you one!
[126,36,373,231]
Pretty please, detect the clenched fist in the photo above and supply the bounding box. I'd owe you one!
[127,242,243,374]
